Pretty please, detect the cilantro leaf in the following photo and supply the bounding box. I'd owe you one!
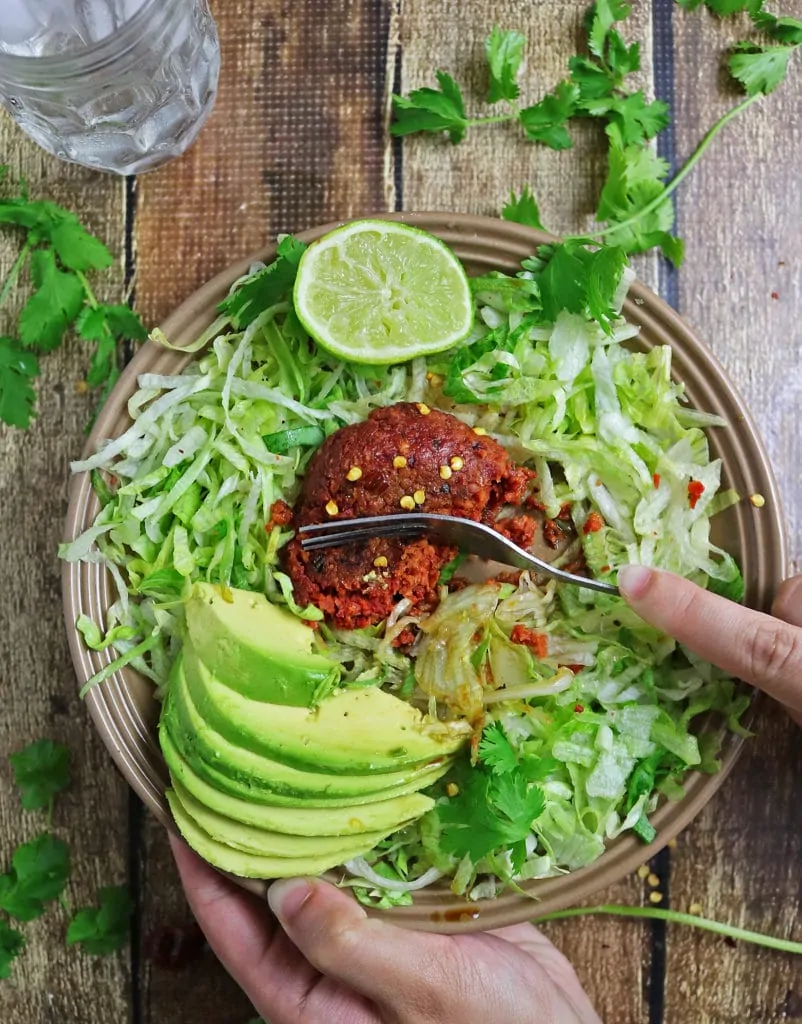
[18,249,84,351]
[0,336,39,428]
[76,303,147,387]
[728,42,795,96]
[10,739,71,812]
[679,0,762,14]
[49,217,113,272]
[478,724,519,774]
[438,761,546,865]
[584,91,670,146]
[502,185,546,230]
[538,240,629,332]
[491,773,546,828]
[596,134,683,263]
[518,81,580,149]
[520,756,562,781]
[219,236,307,329]
[0,919,25,980]
[0,833,70,921]
[67,885,132,955]
[486,27,526,103]
[437,552,466,585]
[391,71,468,144]
[587,0,632,59]
[752,11,802,45]
[606,30,642,79]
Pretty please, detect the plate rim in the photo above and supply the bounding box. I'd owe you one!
[62,213,788,933]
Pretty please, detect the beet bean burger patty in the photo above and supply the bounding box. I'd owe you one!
[283,402,535,629]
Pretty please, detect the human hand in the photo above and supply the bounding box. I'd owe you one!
[170,835,601,1024]
[619,567,802,726]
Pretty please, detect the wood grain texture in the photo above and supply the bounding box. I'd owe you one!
[664,6,802,1022]
[0,113,131,1022]
[134,0,394,328]
[133,3,394,1021]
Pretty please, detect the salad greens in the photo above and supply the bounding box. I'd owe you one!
[62,232,749,901]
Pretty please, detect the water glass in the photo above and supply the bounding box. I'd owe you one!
[0,0,220,175]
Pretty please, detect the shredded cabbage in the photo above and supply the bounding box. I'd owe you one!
[62,243,747,900]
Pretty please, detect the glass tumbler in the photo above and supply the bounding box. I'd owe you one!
[0,0,220,175]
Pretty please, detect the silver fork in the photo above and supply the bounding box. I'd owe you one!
[298,513,619,595]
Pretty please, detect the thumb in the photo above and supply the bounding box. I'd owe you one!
[268,878,457,1018]
[618,565,802,714]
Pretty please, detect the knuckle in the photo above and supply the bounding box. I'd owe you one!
[744,621,802,685]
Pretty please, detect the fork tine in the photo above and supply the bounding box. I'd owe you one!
[300,526,424,550]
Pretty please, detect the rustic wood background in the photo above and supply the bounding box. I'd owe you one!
[1,1,800,1021]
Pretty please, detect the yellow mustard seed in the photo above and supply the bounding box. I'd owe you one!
[400,495,416,510]
[649,891,664,904]
[429,373,443,387]
[647,873,660,888]
[473,426,487,436]
[393,455,408,469]
[413,489,426,505]
[373,556,388,568]
[689,903,703,916]
[446,782,460,797]
[439,465,452,480]
[346,466,363,482]
[417,402,431,415]
[749,493,766,508]
[450,455,464,471]
[325,500,339,516]
[636,865,650,880]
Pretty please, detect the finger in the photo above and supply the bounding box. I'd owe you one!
[618,566,802,713]
[269,878,591,1024]
[771,578,802,725]
[170,837,379,1024]
[268,877,456,1018]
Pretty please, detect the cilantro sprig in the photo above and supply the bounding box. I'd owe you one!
[0,170,147,429]
[393,2,799,266]
[66,885,132,955]
[10,739,71,818]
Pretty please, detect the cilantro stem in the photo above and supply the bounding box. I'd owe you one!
[594,93,763,243]
[536,903,802,955]
[466,113,518,127]
[77,270,99,310]
[0,240,31,310]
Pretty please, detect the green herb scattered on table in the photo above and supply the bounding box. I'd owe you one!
[0,168,147,429]
[392,1,801,262]
[1,740,131,980]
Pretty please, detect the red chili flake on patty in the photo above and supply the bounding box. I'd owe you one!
[583,511,605,534]
[391,627,417,648]
[574,704,585,713]
[653,473,661,489]
[266,498,293,529]
[687,479,705,509]
[510,625,548,658]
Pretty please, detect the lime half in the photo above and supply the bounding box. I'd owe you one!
[293,220,473,365]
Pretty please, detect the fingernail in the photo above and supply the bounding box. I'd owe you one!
[268,878,313,922]
[618,564,654,599]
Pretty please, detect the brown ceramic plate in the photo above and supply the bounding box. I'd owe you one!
[62,214,787,933]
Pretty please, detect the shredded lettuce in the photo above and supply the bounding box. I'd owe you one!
[63,241,747,898]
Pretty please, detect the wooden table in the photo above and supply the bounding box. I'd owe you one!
[1,2,800,1021]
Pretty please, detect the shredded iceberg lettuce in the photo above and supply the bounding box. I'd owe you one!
[63,241,747,895]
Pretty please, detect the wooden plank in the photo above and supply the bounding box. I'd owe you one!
[398,3,661,1020]
[134,0,394,329]
[0,113,131,1023]
[665,5,802,1022]
[133,3,394,1021]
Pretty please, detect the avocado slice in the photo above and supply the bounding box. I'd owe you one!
[170,779,399,858]
[162,732,434,836]
[182,645,469,775]
[163,670,450,805]
[166,789,382,877]
[185,582,339,707]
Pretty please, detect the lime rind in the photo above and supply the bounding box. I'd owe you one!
[293,220,473,365]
